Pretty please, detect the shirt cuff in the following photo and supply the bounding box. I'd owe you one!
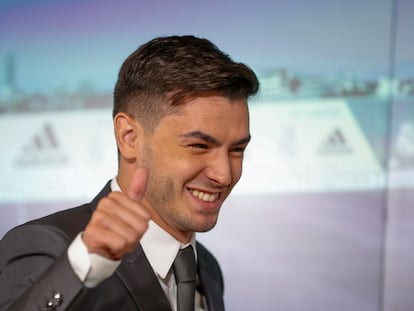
[67,232,121,288]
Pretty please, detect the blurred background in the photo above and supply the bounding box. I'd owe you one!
[0,0,413,310]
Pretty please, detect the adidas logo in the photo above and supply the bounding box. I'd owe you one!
[318,127,353,154]
[14,123,68,167]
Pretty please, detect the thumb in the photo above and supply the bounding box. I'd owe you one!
[128,167,148,202]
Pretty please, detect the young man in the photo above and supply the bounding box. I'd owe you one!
[0,35,259,310]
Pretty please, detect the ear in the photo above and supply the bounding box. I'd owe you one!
[114,112,143,161]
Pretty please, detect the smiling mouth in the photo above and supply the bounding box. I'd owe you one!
[189,189,220,202]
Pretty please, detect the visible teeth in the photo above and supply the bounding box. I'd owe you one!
[190,189,219,202]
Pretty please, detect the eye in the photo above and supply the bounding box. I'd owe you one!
[189,143,208,149]
[230,146,247,153]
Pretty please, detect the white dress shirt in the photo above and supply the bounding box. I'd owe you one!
[67,178,206,310]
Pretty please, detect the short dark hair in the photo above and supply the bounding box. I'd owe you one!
[113,35,259,132]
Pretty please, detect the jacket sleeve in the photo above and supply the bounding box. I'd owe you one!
[0,224,87,311]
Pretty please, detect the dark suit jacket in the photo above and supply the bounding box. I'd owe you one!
[0,182,225,311]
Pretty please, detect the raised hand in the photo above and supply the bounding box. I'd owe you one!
[82,168,151,260]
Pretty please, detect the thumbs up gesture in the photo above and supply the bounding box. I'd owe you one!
[83,168,151,260]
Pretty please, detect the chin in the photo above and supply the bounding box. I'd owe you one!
[192,218,218,233]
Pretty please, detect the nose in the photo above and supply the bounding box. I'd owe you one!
[205,151,233,186]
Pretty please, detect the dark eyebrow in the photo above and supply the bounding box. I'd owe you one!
[180,130,251,146]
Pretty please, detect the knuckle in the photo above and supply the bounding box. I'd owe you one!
[107,192,117,200]
[139,208,151,221]
[91,210,108,224]
[97,197,113,211]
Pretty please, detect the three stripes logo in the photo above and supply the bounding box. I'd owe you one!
[318,127,353,155]
[14,123,68,167]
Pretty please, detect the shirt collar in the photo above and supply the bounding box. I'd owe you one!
[141,221,196,279]
[110,177,197,279]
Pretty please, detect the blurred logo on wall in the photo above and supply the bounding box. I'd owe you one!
[14,123,68,167]
[0,110,117,202]
[236,99,385,194]
[318,127,353,155]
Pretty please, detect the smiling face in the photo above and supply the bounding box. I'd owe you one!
[140,95,250,242]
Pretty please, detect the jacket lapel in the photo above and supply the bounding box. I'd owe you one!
[116,245,172,311]
[196,244,225,311]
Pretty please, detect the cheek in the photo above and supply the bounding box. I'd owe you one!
[177,157,206,179]
[156,152,204,184]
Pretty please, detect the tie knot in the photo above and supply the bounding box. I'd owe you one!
[173,245,196,283]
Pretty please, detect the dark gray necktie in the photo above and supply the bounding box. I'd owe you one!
[173,245,196,311]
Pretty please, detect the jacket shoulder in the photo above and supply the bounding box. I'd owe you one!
[19,180,111,241]
[0,183,111,311]
[28,204,93,240]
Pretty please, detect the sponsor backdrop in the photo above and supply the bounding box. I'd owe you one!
[0,0,413,310]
